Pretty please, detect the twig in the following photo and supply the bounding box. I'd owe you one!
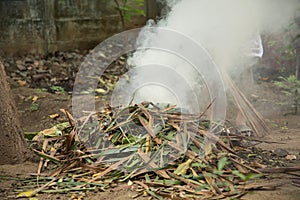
[258,167,300,173]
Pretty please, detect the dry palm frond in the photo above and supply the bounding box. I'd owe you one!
[224,73,270,137]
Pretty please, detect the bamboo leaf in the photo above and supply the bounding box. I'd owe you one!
[218,157,228,171]
[16,190,36,198]
[174,159,193,176]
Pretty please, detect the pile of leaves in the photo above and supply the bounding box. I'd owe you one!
[17,103,289,199]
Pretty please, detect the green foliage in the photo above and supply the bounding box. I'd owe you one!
[232,171,263,181]
[35,88,48,93]
[293,33,300,43]
[266,22,299,77]
[267,39,297,74]
[30,102,39,112]
[213,157,229,175]
[112,0,145,28]
[116,0,145,21]
[274,75,300,114]
[50,85,65,94]
[274,75,300,95]
[60,0,145,29]
[24,132,38,140]
[217,157,228,171]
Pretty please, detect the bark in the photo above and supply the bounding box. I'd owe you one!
[145,0,159,20]
[294,18,300,114]
[0,61,27,164]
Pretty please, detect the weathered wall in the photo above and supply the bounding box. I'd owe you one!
[0,0,124,56]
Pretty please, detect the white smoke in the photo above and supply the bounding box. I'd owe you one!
[115,0,300,114]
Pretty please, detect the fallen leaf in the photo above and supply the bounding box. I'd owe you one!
[40,129,58,137]
[32,95,39,102]
[251,161,267,168]
[174,159,193,175]
[128,180,133,186]
[17,190,36,198]
[285,154,297,160]
[95,88,107,94]
[49,113,60,119]
[17,80,27,86]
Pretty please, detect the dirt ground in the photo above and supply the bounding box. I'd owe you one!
[0,75,300,199]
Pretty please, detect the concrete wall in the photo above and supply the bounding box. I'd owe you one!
[0,0,131,56]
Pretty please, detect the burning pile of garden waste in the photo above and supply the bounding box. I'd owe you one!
[16,100,299,199]
[12,1,300,198]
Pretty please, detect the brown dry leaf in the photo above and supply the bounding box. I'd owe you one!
[92,155,132,181]
[229,157,262,174]
[169,172,199,189]
[190,168,198,177]
[251,161,267,169]
[233,162,248,174]
[134,180,149,190]
[233,146,245,151]
[39,129,57,137]
[138,149,170,179]
[241,181,287,190]
[60,109,76,127]
[63,129,76,153]
[32,149,60,163]
[17,80,28,86]
[168,121,181,131]
[203,170,222,194]
[260,77,269,81]
[160,104,177,112]
[138,115,161,144]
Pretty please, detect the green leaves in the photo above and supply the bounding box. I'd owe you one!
[50,86,65,94]
[118,4,145,21]
[30,102,39,111]
[113,0,145,28]
[217,157,228,171]
[274,75,300,114]
[232,170,263,181]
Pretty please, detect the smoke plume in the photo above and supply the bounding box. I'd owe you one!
[115,0,300,114]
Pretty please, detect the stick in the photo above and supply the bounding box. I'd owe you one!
[224,73,270,136]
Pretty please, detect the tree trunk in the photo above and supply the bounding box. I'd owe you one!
[296,47,299,114]
[0,61,27,164]
[145,0,159,20]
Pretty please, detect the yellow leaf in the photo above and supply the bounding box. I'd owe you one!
[49,113,60,119]
[50,147,56,152]
[95,88,107,94]
[174,159,193,175]
[128,180,133,186]
[17,190,36,198]
[32,95,39,102]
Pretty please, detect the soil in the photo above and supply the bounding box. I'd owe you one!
[0,54,300,199]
